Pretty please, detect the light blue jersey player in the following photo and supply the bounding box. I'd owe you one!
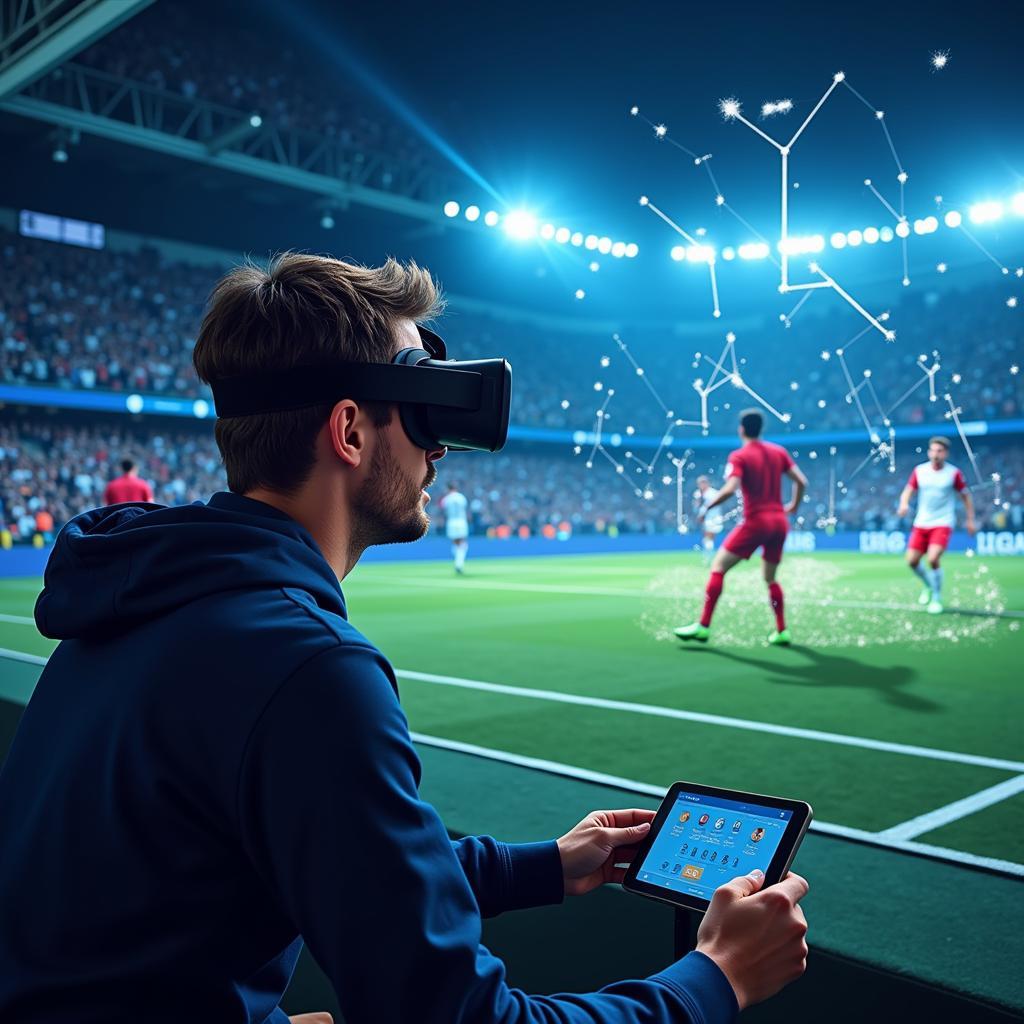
[440,483,469,574]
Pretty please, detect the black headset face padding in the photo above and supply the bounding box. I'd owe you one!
[392,347,438,450]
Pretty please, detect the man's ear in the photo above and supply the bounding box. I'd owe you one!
[327,400,367,469]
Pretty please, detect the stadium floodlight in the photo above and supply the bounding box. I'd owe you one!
[484,210,500,227]
[625,242,639,258]
[584,234,599,250]
[540,223,555,240]
[555,226,571,243]
[879,225,895,242]
[738,241,769,260]
[126,394,144,414]
[503,210,537,240]
[846,229,863,247]
[598,236,613,254]
[863,227,880,244]
[895,220,911,238]
[192,400,211,419]
[571,232,584,246]
[670,245,686,261]
[1012,192,1024,216]
[443,201,460,218]
[611,241,627,257]
[969,200,1003,224]
[830,232,847,250]
[721,246,736,261]
[944,210,962,228]
[464,205,481,222]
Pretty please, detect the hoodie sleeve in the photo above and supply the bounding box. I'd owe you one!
[450,836,565,918]
[236,644,738,1024]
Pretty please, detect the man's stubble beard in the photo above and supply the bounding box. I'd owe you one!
[351,428,435,551]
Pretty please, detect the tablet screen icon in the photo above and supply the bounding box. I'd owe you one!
[698,814,710,827]
[732,820,742,832]
[751,827,766,843]
[678,811,691,824]
[714,817,726,830]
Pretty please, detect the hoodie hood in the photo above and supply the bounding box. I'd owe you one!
[35,492,345,640]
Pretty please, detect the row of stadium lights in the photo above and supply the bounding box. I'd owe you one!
[669,193,1024,264]
[442,201,639,259]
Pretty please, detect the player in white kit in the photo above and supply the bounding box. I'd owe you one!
[439,482,470,574]
[694,475,725,564]
[897,436,976,614]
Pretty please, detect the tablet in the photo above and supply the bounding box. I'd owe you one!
[622,781,812,913]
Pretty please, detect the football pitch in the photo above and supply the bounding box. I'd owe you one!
[2,549,1022,872]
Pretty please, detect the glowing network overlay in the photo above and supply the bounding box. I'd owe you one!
[578,331,792,530]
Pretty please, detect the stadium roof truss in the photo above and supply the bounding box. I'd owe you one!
[0,0,152,98]
[0,53,468,224]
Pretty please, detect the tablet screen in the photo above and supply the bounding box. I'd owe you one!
[634,789,794,902]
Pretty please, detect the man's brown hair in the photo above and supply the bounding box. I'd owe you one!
[928,436,951,450]
[193,252,443,494]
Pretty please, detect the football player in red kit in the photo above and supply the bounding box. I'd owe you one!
[675,409,807,646]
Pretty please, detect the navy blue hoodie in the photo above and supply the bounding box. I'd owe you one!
[0,492,737,1023]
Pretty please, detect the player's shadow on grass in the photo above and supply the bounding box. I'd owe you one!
[684,646,939,712]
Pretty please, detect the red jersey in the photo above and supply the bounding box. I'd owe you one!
[725,440,794,519]
[103,474,154,505]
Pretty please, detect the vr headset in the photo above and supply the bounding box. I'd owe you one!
[208,327,511,453]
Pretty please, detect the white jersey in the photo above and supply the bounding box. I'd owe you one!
[441,491,469,539]
[695,487,724,533]
[908,461,966,528]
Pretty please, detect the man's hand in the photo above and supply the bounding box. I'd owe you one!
[556,809,654,896]
[289,1015,333,1024]
[897,500,910,518]
[966,516,978,536]
[696,870,809,1011]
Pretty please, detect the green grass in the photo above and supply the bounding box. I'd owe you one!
[2,550,1022,864]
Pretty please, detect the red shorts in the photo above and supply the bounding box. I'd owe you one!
[908,526,952,553]
[723,514,789,564]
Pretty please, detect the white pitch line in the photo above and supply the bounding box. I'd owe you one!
[0,646,47,665]
[353,575,1024,618]
[0,613,35,626]
[877,774,1024,842]
[410,732,1024,877]
[398,669,1024,774]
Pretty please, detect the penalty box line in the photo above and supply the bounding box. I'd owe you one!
[397,669,1024,774]
[411,732,1024,879]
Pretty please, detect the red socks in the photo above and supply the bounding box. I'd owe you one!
[768,581,785,631]
[700,571,725,627]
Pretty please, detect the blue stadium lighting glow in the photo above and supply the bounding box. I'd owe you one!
[670,245,685,261]
[555,227,570,243]
[584,234,599,250]
[503,209,537,240]
[571,232,584,246]
[969,200,1003,224]
[944,210,962,228]
[847,229,863,247]
[1013,193,1024,215]
[464,205,480,222]
[484,210,500,227]
[831,232,847,250]
[863,227,880,244]
[443,200,460,218]
[539,223,555,240]
[879,226,895,242]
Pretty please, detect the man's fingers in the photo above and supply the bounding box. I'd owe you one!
[605,822,652,846]
[773,872,810,904]
[716,868,765,901]
[610,845,640,865]
[598,808,657,828]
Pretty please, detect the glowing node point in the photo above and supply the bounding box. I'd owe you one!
[864,178,872,186]
[781,413,792,423]
[902,277,911,287]
[720,98,741,119]
[820,350,830,360]
[639,195,649,206]
[937,262,947,273]
[931,50,949,70]
[885,331,896,342]
[560,399,570,409]
[875,111,884,120]
[897,171,909,184]
[725,332,736,342]
[715,194,725,206]
[629,105,639,116]
[654,123,667,138]
[834,71,846,81]
[575,289,586,300]
[1008,297,1019,308]
[713,310,722,318]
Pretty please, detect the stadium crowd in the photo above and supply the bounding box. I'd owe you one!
[2,228,1021,437]
[2,414,1020,545]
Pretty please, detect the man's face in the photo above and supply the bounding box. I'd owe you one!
[929,442,947,467]
[351,319,446,547]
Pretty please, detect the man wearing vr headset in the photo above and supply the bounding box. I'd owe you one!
[1,253,808,1023]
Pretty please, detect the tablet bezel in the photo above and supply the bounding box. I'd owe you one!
[622,781,812,914]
